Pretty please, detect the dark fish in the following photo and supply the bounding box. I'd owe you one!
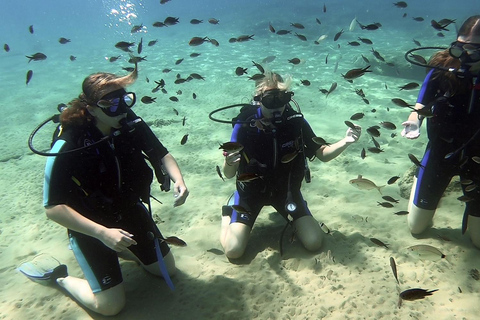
[361,54,370,63]
[348,41,361,46]
[326,82,337,97]
[366,126,380,137]
[152,21,167,28]
[172,108,179,116]
[109,56,121,62]
[208,18,220,24]
[334,29,344,41]
[342,66,371,80]
[312,137,331,146]
[25,52,47,62]
[216,165,225,181]
[323,4,326,12]
[69,55,76,61]
[358,37,373,44]
[290,22,305,29]
[350,112,364,120]
[268,23,275,33]
[26,70,33,85]
[281,151,299,164]
[229,38,237,43]
[189,73,205,80]
[319,89,329,95]
[390,257,399,284]
[148,40,158,46]
[115,41,135,52]
[4,43,10,52]
[137,37,143,54]
[175,58,184,65]
[371,136,380,149]
[252,61,264,74]
[387,176,400,184]
[192,93,197,99]
[409,53,427,65]
[209,39,220,46]
[431,20,448,31]
[231,205,250,214]
[408,153,424,168]
[413,39,422,46]
[29,25,34,34]
[162,236,187,247]
[190,19,203,24]
[164,17,179,26]
[248,74,265,81]
[300,80,311,86]
[141,96,156,104]
[399,82,419,90]
[190,53,201,58]
[236,35,254,42]
[344,120,358,131]
[391,98,413,108]
[325,53,329,64]
[182,116,186,126]
[382,196,399,203]
[122,67,135,72]
[131,24,143,33]
[380,121,396,130]
[262,55,276,64]
[180,134,189,145]
[58,37,71,44]
[316,18,321,25]
[393,1,408,8]
[276,30,291,35]
[368,147,383,154]
[295,33,307,41]
[370,238,388,248]
[169,96,179,102]
[394,211,409,215]
[128,56,146,64]
[361,148,366,159]
[400,288,438,301]
[219,142,244,153]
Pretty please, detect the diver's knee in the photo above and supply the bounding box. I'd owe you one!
[294,216,323,251]
[224,245,246,259]
[94,286,126,316]
[407,204,435,234]
[467,215,480,249]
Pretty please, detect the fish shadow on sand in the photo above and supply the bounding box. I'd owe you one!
[409,226,474,249]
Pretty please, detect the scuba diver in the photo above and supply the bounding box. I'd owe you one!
[401,15,480,248]
[219,71,361,259]
[21,64,189,315]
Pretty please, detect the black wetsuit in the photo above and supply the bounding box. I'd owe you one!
[226,105,320,227]
[43,110,170,292]
[413,69,480,218]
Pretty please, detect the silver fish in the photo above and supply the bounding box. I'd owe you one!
[349,175,384,194]
[390,257,399,284]
[407,244,446,261]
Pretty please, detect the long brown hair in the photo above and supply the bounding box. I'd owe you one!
[60,64,138,128]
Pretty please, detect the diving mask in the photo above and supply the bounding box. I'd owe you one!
[96,89,136,117]
[254,89,294,109]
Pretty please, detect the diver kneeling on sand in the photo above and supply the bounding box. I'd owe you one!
[402,15,480,248]
[20,63,189,316]
[209,70,361,260]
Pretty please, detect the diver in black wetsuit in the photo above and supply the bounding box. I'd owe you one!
[401,15,480,248]
[41,65,189,315]
[220,71,361,259]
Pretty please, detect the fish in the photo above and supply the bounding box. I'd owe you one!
[394,210,409,215]
[190,19,203,24]
[344,121,360,133]
[268,23,275,33]
[399,82,419,90]
[342,66,371,80]
[182,116,186,126]
[393,1,408,8]
[350,112,364,120]
[465,184,477,192]
[348,41,361,46]
[314,34,328,44]
[323,3,326,12]
[29,25,34,34]
[412,17,424,22]
[58,37,71,44]
[235,67,248,76]
[413,39,422,46]
[367,146,381,153]
[164,17,179,26]
[180,134,189,145]
[334,29,344,41]
[128,55,146,64]
[26,70,33,85]
[248,74,265,81]
[209,39,220,46]
[161,236,187,247]
[391,98,413,108]
[471,156,480,164]
[380,121,396,130]
[358,37,373,44]
[361,148,366,159]
[349,175,384,194]
[141,96,156,104]
[109,56,121,62]
[407,244,446,260]
[152,21,167,27]
[219,142,244,153]
[25,52,47,62]
[390,257,399,284]
[300,80,311,86]
[208,18,220,24]
[276,30,291,35]
[137,37,143,54]
[231,205,250,214]
[189,73,205,80]
[325,53,329,64]
[147,40,157,47]
[370,238,388,248]
[192,93,197,100]
[377,201,394,208]
[131,24,143,33]
[326,82,337,97]
[216,165,225,181]
[290,22,305,29]
[295,33,307,41]
[349,18,357,31]
[431,20,448,31]
[252,61,264,74]
[387,176,400,184]
[237,173,262,182]
[400,288,438,301]
[115,41,135,52]
[366,126,380,137]
[69,55,76,61]
[382,196,399,203]
[312,137,331,146]
[3,43,10,52]
[408,153,424,168]
[288,58,301,65]
[169,96,179,102]
[281,150,299,163]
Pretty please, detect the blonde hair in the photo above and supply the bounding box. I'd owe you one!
[254,71,292,95]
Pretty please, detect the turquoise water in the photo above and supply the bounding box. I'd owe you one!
[1,1,479,319]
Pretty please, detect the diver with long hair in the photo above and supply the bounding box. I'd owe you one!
[402,15,480,248]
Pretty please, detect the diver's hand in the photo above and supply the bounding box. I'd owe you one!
[224,151,241,166]
[345,125,361,144]
[100,228,137,252]
[173,181,189,207]
[401,120,421,139]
